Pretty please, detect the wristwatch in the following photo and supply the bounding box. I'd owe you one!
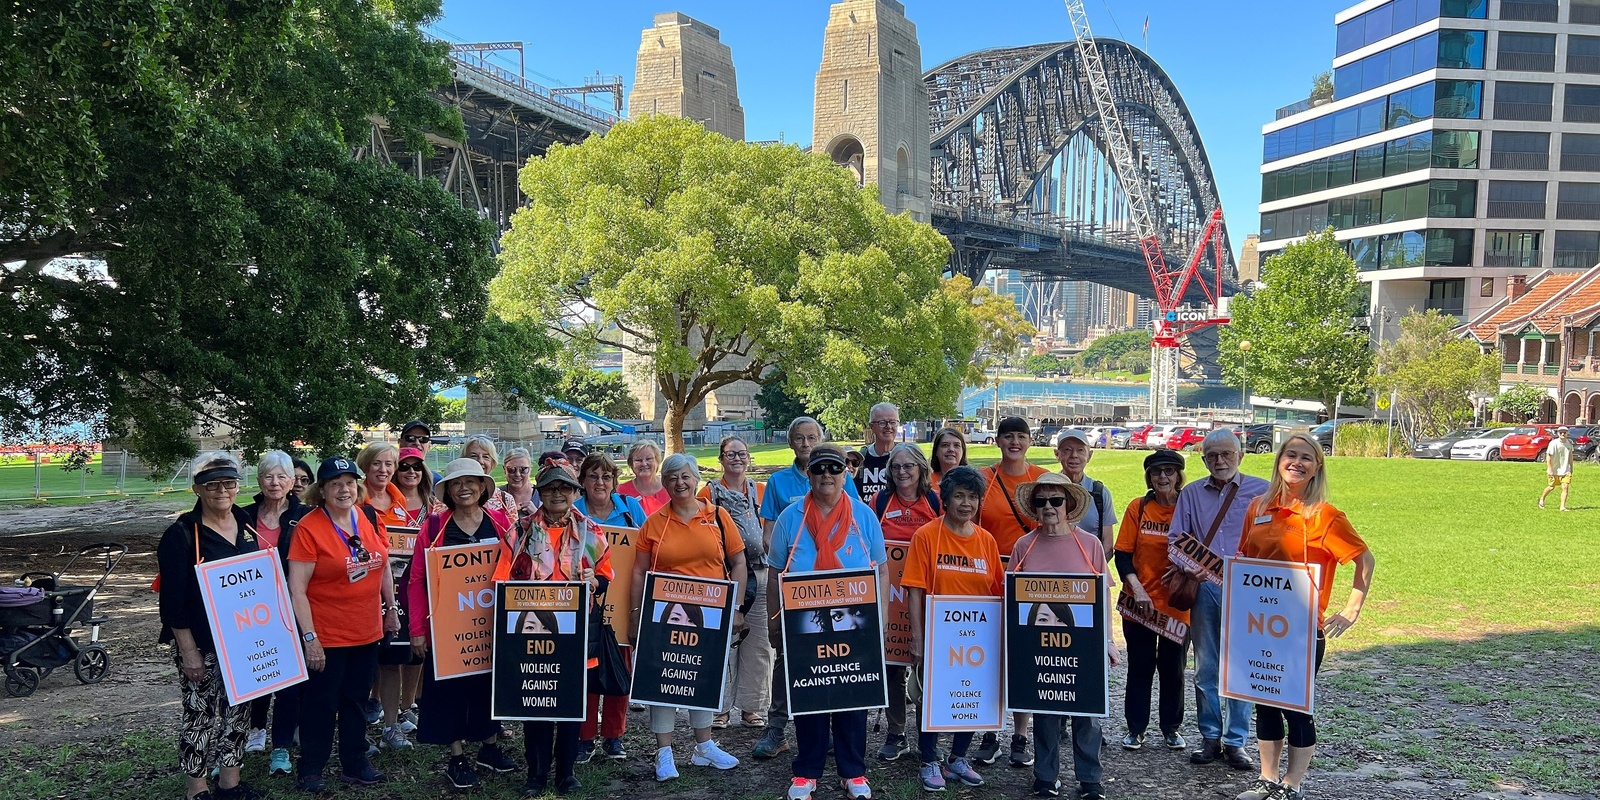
[302,631,318,643]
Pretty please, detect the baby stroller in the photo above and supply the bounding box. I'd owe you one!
[2,542,127,698]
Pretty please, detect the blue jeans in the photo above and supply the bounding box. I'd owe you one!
[1191,581,1252,747]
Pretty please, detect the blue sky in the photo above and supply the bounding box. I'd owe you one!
[435,0,1350,248]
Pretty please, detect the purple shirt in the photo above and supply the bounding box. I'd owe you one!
[1170,472,1270,557]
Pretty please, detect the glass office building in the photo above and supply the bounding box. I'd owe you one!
[1258,0,1600,338]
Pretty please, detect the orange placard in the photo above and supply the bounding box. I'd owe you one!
[600,526,637,646]
[884,542,913,665]
[425,541,500,679]
[387,526,420,555]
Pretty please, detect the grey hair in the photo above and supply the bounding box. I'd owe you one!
[191,450,240,478]
[938,465,988,504]
[627,440,663,464]
[868,402,899,420]
[889,443,933,496]
[258,450,294,478]
[1201,428,1243,454]
[503,447,532,466]
[659,452,701,482]
[788,416,824,440]
[462,434,501,467]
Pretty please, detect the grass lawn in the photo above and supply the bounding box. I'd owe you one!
[4,445,1597,798]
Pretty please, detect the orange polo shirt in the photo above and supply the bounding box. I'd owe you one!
[978,463,1048,555]
[1238,495,1368,619]
[1113,496,1188,623]
[362,482,410,529]
[899,519,1003,598]
[635,502,743,579]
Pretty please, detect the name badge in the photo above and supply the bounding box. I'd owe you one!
[884,510,903,519]
[1254,515,1273,525]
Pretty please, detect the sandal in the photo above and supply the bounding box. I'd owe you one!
[742,712,766,728]
[712,712,731,729]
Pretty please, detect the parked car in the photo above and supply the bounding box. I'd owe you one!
[1165,427,1208,451]
[1450,427,1518,461]
[1126,424,1155,449]
[1309,417,1375,454]
[1410,428,1486,460]
[1501,424,1560,462]
[1032,424,1063,448]
[1085,426,1128,448]
[1571,426,1597,461]
[1110,429,1136,449]
[966,427,997,445]
[1239,423,1277,454]
[1142,423,1181,450]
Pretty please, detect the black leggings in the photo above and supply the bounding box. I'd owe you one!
[1121,619,1186,736]
[1255,633,1326,748]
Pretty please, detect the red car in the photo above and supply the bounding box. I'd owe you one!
[1165,427,1208,451]
[1128,424,1156,448]
[1501,424,1559,461]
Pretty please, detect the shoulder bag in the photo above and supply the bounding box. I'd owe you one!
[1160,482,1237,612]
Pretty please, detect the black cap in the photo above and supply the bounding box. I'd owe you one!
[808,444,847,469]
[998,416,1030,436]
[561,438,588,456]
[317,456,361,484]
[1143,449,1186,472]
[401,419,431,435]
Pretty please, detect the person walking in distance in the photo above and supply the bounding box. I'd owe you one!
[1171,430,1269,771]
[857,403,901,506]
[1540,427,1574,512]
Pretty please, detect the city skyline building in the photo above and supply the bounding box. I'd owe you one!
[1257,0,1600,341]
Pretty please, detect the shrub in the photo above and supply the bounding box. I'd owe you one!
[1334,422,1406,457]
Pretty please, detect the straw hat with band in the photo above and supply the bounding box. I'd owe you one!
[1015,472,1093,526]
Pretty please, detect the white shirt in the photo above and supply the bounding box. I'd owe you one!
[1549,438,1574,476]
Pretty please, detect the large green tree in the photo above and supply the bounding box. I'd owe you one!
[2,0,553,470]
[1080,329,1153,370]
[553,369,641,422]
[954,277,1036,379]
[1219,230,1372,414]
[1373,310,1499,439]
[493,117,978,451]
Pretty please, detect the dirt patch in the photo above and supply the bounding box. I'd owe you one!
[1,499,1594,800]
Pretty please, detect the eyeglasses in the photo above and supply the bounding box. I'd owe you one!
[1030,495,1067,509]
[869,420,900,428]
[1150,466,1179,476]
[400,434,432,445]
[199,480,240,493]
[889,463,919,472]
[808,463,845,476]
[293,475,311,486]
[397,463,424,473]
[1201,451,1239,461]
[720,451,750,460]
[505,466,531,475]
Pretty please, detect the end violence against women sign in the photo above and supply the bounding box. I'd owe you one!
[779,567,887,715]
[196,549,308,706]
[491,580,589,721]
[1005,573,1109,716]
[631,572,735,711]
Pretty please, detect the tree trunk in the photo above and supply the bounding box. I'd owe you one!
[663,401,687,455]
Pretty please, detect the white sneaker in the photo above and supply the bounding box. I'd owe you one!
[245,728,268,753]
[654,746,679,782]
[398,708,418,733]
[788,778,817,800]
[842,776,873,799]
[691,739,739,770]
[380,724,412,749]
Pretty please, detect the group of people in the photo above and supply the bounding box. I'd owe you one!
[157,410,1376,800]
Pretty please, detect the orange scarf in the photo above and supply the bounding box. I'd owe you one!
[802,494,852,571]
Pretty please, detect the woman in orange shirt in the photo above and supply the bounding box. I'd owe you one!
[493,463,613,796]
[1234,434,1375,800]
[629,453,747,782]
[902,466,1003,792]
[1112,449,1189,752]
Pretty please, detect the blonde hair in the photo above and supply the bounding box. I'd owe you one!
[626,440,662,468]
[356,442,399,475]
[1266,433,1329,512]
[462,435,500,469]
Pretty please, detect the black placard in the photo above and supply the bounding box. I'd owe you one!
[1004,572,1109,716]
[491,581,588,721]
[779,567,888,715]
[631,572,735,712]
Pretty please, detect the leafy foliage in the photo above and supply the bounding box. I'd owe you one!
[435,395,467,425]
[1024,354,1065,376]
[754,371,818,434]
[493,116,977,451]
[1311,70,1334,103]
[1489,383,1547,422]
[1219,230,1372,414]
[1080,329,1153,371]
[1372,310,1499,439]
[955,277,1036,377]
[552,369,641,421]
[1,0,553,472]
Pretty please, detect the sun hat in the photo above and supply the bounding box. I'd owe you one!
[1015,472,1092,526]
[535,463,583,491]
[438,458,490,487]
[1057,429,1090,446]
[316,456,361,484]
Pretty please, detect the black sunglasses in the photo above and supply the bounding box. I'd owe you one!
[809,463,845,476]
[1030,495,1068,509]
[400,434,433,444]
[397,462,424,473]
[346,534,372,563]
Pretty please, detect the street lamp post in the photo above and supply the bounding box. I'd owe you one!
[1239,339,1253,423]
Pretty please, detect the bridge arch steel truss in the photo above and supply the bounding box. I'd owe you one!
[924,40,1234,289]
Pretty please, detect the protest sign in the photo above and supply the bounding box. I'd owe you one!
[1005,573,1108,716]
[1168,532,1226,585]
[599,526,637,646]
[1116,591,1189,645]
[883,542,914,666]
[382,527,420,660]
[196,549,308,705]
[779,567,887,715]
[920,595,1004,731]
[491,581,588,721]
[425,541,500,679]
[1221,556,1321,715]
[386,525,420,555]
[631,572,735,711]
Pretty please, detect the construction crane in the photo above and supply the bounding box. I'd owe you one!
[1063,0,1232,423]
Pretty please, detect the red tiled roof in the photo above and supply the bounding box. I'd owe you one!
[1465,272,1582,341]
[1524,266,1600,333]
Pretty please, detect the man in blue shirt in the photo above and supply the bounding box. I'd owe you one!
[755,416,860,760]
[1170,429,1269,771]
[765,445,887,800]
